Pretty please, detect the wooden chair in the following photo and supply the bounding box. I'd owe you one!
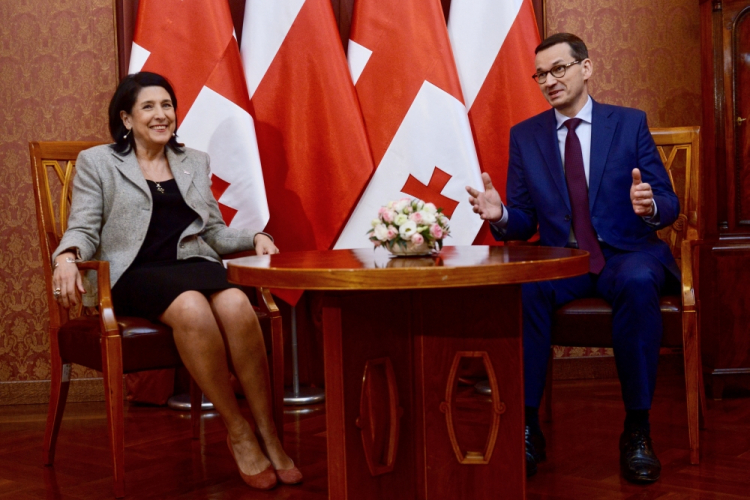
[29,141,285,498]
[538,126,706,465]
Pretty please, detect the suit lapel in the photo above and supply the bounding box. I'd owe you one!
[589,100,616,208]
[111,150,150,198]
[166,148,193,201]
[535,109,570,210]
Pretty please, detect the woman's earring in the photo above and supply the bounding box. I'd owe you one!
[123,128,132,140]
[172,132,176,137]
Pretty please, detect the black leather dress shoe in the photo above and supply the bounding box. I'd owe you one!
[525,426,546,477]
[619,428,661,484]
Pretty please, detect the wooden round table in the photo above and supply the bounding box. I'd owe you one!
[228,246,587,500]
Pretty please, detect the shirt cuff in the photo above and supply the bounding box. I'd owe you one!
[488,204,509,232]
[642,200,660,226]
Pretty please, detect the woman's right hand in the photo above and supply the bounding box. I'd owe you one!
[52,251,85,308]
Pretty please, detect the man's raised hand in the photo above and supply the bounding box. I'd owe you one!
[630,168,655,217]
[466,172,504,222]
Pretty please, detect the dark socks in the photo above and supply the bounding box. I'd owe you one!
[624,409,650,435]
[525,406,541,434]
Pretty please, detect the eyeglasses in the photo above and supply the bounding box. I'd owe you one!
[531,60,582,84]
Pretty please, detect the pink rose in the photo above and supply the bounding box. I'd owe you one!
[387,226,398,240]
[409,212,424,223]
[430,223,443,239]
[411,233,424,245]
[378,207,395,223]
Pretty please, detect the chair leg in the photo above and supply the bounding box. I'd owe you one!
[43,345,71,465]
[189,377,202,440]
[540,349,554,423]
[697,325,708,430]
[270,310,285,444]
[258,288,285,445]
[682,311,700,465]
[101,335,126,498]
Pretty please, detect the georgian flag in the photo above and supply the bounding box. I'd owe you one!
[448,0,549,244]
[129,0,268,232]
[333,0,484,249]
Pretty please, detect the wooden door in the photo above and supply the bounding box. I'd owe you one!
[736,9,750,224]
[700,0,750,398]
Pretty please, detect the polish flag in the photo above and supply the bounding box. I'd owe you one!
[241,0,374,304]
[129,0,268,232]
[333,0,484,249]
[448,0,549,244]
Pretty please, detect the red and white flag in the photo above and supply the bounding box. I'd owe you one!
[448,0,548,244]
[333,0,484,249]
[129,0,268,232]
[241,0,374,304]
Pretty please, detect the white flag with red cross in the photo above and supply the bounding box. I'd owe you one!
[448,0,549,244]
[129,0,268,233]
[333,0,484,249]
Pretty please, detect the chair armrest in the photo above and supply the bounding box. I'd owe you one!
[680,239,700,312]
[76,261,120,337]
[256,287,280,319]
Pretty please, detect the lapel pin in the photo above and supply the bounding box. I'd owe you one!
[183,170,190,175]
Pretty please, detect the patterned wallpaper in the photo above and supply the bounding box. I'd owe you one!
[546,0,701,358]
[0,0,116,381]
[545,0,701,128]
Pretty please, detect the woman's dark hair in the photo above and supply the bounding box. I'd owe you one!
[535,33,589,61]
[108,72,184,155]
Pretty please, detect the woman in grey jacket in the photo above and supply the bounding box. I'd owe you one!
[51,72,300,490]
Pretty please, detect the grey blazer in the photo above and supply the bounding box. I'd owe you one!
[53,144,266,293]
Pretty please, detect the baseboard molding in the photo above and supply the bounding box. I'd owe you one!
[0,378,104,406]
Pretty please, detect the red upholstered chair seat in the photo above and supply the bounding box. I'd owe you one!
[552,297,682,347]
[58,309,271,374]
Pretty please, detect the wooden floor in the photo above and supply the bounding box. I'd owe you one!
[1,370,749,499]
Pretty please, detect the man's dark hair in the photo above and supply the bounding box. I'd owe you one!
[535,33,589,60]
[108,71,184,155]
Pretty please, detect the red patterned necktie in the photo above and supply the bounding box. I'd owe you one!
[564,118,605,274]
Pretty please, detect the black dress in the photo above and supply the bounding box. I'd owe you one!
[111,179,239,322]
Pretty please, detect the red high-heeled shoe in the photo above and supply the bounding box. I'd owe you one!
[274,464,303,485]
[226,436,277,490]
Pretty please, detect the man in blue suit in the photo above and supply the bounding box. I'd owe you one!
[466,33,680,484]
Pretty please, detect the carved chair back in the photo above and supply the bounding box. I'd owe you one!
[651,127,701,265]
[29,141,105,327]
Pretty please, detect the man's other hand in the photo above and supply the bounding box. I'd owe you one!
[466,172,504,222]
[630,168,655,217]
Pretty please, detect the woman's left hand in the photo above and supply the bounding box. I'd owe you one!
[254,234,279,255]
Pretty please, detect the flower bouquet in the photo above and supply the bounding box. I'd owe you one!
[368,198,451,256]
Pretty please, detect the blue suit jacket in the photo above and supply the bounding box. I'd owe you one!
[493,99,680,279]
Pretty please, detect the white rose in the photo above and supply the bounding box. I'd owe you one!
[394,199,409,212]
[399,220,418,240]
[424,202,437,214]
[420,210,436,224]
[373,224,389,241]
[372,218,382,227]
[394,213,409,226]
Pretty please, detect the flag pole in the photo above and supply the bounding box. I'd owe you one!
[284,305,325,405]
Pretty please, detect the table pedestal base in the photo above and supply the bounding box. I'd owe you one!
[323,285,525,499]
